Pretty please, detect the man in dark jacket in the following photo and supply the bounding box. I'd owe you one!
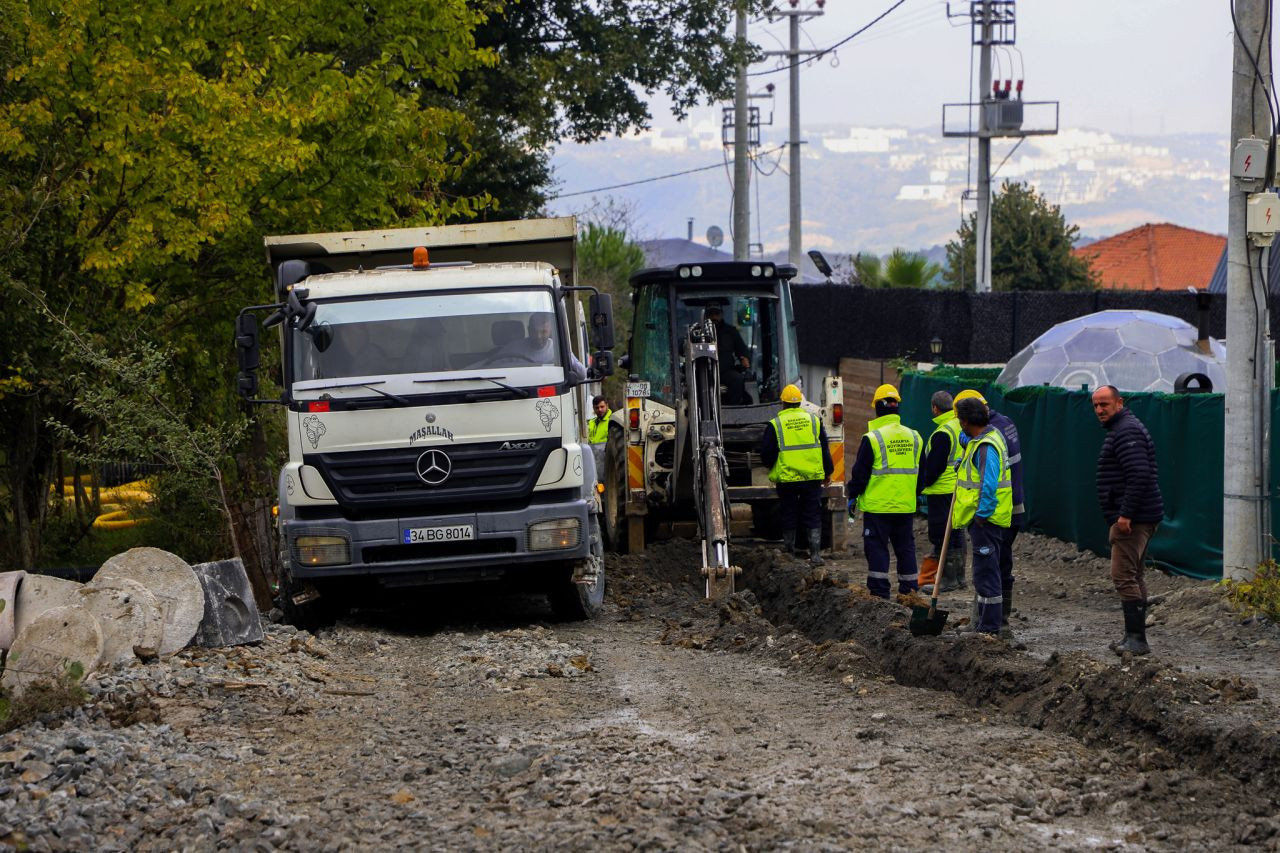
[1092,385,1164,656]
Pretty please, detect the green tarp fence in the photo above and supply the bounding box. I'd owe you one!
[899,373,1245,580]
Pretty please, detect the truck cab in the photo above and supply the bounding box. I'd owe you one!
[235,218,613,625]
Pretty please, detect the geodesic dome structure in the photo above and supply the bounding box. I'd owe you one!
[995,310,1226,394]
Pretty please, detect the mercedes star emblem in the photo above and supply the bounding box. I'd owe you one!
[415,449,452,486]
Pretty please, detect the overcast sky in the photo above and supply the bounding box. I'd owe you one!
[647,0,1238,137]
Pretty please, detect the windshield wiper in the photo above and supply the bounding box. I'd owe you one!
[413,375,530,398]
[314,380,411,407]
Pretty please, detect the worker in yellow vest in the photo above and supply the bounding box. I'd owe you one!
[588,395,611,477]
[759,384,834,566]
[846,384,923,598]
[919,389,966,593]
[952,395,1014,635]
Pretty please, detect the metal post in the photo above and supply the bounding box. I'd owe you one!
[733,4,751,261]
[788,11,803,267]
[1225,0,1272,581]
[975,2,993,293]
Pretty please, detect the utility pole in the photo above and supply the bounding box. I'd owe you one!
[732,4,751,261]
[975,3,994,292]
[764,1,824,268]
[1224,0,1274,581]
[942,2,1058,292]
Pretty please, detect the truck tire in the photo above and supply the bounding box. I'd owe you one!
[549,516,606,621]
[602,425,630,554]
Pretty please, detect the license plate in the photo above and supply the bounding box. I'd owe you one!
[402,524,475,545]
[625,380,650,398]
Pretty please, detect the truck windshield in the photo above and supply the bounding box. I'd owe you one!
[291,289,574,393]
[675,292,799,404]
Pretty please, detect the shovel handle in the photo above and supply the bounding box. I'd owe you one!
[929,481,963,618]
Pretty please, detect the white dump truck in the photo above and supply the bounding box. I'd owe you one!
[234,218,615,626]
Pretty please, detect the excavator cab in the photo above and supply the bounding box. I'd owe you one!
[602,262,846,596]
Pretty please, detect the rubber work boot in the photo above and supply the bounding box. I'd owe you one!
[1112,599,1150,657]
[781,529,796,558]
[1001,589,1013,627]
[808,528,824,567]
[939,549,965,593]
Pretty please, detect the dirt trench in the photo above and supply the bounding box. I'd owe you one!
[732,544,1280,800]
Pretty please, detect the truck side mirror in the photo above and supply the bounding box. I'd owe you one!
[590,350,614,380]
[235,313,261,400]
[588,292,615,350]
[236,313,260,372]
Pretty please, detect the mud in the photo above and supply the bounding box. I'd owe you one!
[736,542,1280,800]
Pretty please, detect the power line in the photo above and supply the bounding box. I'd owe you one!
[747,0,910,77]
[548,145,787,200]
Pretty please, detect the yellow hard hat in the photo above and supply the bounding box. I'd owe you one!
[780,384,803,404]
[872,383,900,404]
[953,388,988,408]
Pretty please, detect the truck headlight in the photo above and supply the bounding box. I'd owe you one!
[293,533,350,566]
[527,518,581,551]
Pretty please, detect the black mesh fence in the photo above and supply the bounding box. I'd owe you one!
[792,285,1233,366]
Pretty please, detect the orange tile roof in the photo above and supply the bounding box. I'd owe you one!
[1074,223,1226,291]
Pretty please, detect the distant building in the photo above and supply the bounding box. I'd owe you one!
[1074,223,1225,291]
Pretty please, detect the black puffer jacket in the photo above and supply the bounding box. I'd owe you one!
[1095,407,1164,525]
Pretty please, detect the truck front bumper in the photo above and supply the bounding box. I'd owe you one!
[284,495,590,585]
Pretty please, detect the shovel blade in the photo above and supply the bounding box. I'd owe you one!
[909,604,949,636]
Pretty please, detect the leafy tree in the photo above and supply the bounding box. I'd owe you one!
[943,180,1098,291]
[852,250,940,288]
[853,253,882,287]
[883,249,942,289]
[432,0,766,218]
[577,220,646,402]
[0,0,492,570]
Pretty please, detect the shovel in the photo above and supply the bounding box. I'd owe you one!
[910,484,959,637]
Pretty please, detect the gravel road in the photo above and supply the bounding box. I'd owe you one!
[1,529,1277,850]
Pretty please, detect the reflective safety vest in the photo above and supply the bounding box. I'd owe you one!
[588,412,612,444]
[858,414,922,513]
[922,410,964,496]
[768,407,825,483]
[952,427,1013,528]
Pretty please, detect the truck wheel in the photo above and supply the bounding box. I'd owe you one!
[750,502,781,540]
[602,425,630,554]
[549,516,606,621]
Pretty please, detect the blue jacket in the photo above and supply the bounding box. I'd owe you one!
[988,409,1024,527]
[959,428,1002,520]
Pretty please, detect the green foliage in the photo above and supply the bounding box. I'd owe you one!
[853,250,941,289]
[943,181,1099,292]
[852,253,881,287]
[1219,560,1280,623]
[883,249,942,289]
[434,0,767,218]
[907,366,1003,384]
[0,664,90,735]
[578,219,646,403]
[0,0,494,570]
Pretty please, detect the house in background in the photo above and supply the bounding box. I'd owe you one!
[1073,223,1226,291]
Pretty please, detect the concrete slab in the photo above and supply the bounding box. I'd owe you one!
[0,605,103,695]
[94,547,205,655]
[191,559,265,648]
[0,571,25,650]
[13,574,83,639]
[76,578,164,664]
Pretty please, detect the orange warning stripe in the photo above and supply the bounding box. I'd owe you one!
[831,440,845,482]
[627,445,644,490]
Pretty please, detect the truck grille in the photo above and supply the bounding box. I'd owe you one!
[305,439,562,516]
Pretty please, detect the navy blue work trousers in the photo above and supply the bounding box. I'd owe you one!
[777,480,822,532]
[863,511,918,598]
[970,520,1007,633]
[925,493,965,558]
